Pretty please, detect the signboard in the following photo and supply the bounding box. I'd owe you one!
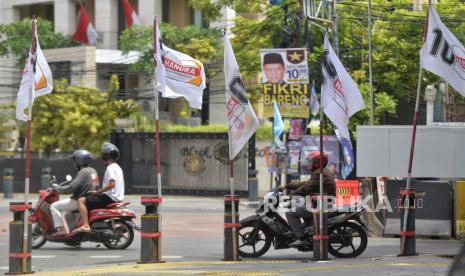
[260,48,310,118]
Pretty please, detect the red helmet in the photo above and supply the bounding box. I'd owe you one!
[307,151,328,171]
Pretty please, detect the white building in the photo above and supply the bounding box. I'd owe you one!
[0,0,235,123]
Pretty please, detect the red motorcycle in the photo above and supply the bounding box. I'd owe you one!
[29,176,137,249]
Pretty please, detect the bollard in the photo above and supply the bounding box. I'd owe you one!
[3,168,14,199]
[399,188,417,256]
[312,195,329,261]
[248,169,258,202]
[139,196,164,263]
[224,195,240,261]
[8,202,33,275]
[40,167,52,190]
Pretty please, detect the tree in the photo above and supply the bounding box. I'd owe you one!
[0,17,74,65]
[31,80,138,155]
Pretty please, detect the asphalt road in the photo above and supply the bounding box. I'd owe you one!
[0,194,462,275]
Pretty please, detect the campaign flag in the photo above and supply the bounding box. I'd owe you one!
[155,23,206,109]
[321,33,365,178]
[224,34,259,160]
[122,0,141,27]
[273,102,285,150]
[72,3,98,45]
[310,80,320,116]
[16,24,53,121]
[420,6,465,97]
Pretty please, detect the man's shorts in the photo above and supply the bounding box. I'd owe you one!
[85,194,115,211]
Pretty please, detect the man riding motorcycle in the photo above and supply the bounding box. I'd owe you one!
[283,151,336,247]
[49,149,99,236]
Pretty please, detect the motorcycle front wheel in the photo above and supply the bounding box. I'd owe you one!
[31,222,47,249]
[103,220,134,250]
[328,221,367,258]
[238,221,273,258]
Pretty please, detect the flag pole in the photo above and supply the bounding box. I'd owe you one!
[318,80,324,259]
[22,16,36,272]
[229,159,238,260]
[153,16,162,258]
[400,0,430,256]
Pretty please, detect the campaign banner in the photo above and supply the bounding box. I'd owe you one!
[260,48,308,84]
[262,83,309,118]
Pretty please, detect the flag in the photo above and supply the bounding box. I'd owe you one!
[310,80,320,116]
[16,22,53,121]
[273,102,285,150]
[121,0,141,27]
[322,33,365,178]
[420,6,465,97]
[72,3,98,45]
[224,33,259,160]
[155,23,206,109]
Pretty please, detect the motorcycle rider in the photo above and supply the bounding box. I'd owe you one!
[49,149,99,236]
[283,151,336,247]
[74,142,125,232]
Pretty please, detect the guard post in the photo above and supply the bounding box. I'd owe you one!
[248,169,258,202]
[8,202,33,275]
[399,188,417,256]
[224,195,240,261]
[139,196,163,263]
[312,194,329,260]
[3,168,14,199]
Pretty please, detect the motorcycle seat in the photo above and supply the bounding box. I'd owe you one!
[106,202,130,208]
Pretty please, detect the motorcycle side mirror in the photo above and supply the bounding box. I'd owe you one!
[65,175,73,182]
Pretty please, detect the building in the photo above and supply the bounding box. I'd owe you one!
[0,0,235,124]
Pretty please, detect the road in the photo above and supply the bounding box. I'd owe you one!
[0,194,462,275]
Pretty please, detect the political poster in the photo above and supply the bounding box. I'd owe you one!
[299,135,340,179]
[260,48,310,118]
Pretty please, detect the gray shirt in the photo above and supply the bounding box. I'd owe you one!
[55,167,98,200]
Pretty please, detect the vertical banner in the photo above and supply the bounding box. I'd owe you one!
[300,135,340,179]
[261,48,310,118]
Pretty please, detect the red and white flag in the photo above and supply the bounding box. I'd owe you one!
[155,22,206,109]
[72,3,98,45]
[122,0,141,27]
[16,22,53,121]
[224,33,259,159]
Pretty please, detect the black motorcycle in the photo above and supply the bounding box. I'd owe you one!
[238,187,368,258]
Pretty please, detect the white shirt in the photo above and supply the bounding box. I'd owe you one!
[102,163,124,202]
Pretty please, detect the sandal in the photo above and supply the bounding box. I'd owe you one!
[72,226,91,233]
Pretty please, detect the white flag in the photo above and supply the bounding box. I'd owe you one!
[16,26,53,121]
[322,33,364,178]
[155,23,206,109]
[420,6,465,97]
[224,34,259,160]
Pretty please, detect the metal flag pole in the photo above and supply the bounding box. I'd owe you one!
[153,16,162,259]
[21,16,37,273]
[400,0,430,256]
[318,80,324,259]
[229,159,238,261]
[368,0,374,125]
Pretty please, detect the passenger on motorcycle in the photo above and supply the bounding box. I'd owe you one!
[74,142,125,232]
[283,151,336,247]
[49,149,99,236]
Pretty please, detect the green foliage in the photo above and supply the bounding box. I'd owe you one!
[0,17,74,65]
[108,74,120,95]
[30,80,138,155]
[119,23,218,74]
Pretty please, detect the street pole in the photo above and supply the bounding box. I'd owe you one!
[368,0,374,125]
[332,0,339,54]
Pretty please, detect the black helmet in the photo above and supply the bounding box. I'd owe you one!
[101,142,120,161]
[70,149,94,167]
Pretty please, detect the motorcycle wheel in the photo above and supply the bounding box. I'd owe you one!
[103,220,134,250]
[31,222,47,249]
[328,221,367,258]
[238,221,272,258]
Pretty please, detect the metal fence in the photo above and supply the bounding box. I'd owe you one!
[111,130,254,195]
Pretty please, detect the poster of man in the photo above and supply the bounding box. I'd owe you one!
[299,135,340,179]
[260,48,310,118]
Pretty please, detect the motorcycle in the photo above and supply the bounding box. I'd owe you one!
[29,175,138,249]
[238,187,369,258]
